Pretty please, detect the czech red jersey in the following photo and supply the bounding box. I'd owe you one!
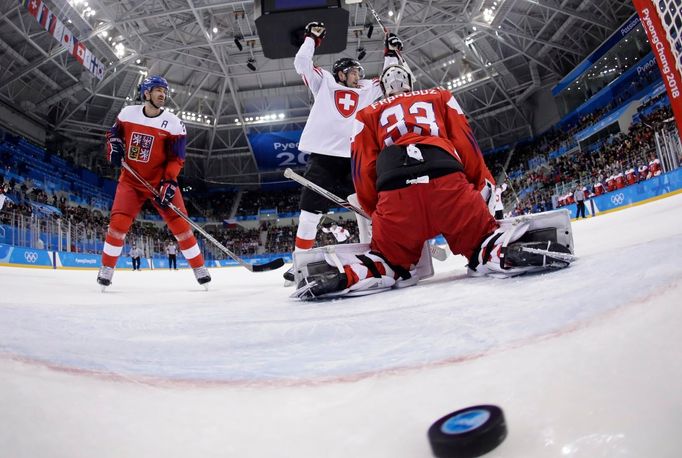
[107,105,187,188]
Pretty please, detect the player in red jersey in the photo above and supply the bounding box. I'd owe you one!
[96,75,211,289]
[292,65,573,300]
[649,157,662,177]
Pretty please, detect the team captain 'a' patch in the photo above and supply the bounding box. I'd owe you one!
[334,90,359,118]
[128,132,154,162]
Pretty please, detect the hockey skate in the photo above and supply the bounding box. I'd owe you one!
[293,263,349,300]
[97,266,115,291]
[193,266,211,289]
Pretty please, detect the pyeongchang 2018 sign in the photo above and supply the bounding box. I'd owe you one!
[247,130,309,170]
[633,0,682,142]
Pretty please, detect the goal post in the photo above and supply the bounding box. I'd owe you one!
[633,0,682,142]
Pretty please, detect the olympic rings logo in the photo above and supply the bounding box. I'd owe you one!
[610,193,625,205]
[24,251,38,263]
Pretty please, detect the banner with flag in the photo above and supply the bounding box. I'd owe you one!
[19,0,105,81]
[59,26,74,54]
[37,3,49,28]
[27,0,41,18]
[73,39,86,65]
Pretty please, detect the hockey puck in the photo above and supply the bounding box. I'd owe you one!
[427,405,507,458]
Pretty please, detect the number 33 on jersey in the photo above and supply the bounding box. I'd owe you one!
[351,87,493,195]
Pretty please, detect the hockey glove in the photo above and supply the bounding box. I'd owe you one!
[384,33,403,57]
[106,137,125,167]
[305,22,326,47]
[156,179,178,207]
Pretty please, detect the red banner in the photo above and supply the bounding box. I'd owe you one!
[633,0,682,142]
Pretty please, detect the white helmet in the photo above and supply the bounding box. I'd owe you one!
[380,64,413,97]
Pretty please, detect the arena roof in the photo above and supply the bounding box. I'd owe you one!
[0,0,635,184]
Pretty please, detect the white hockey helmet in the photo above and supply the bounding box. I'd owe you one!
[380,64,413,97]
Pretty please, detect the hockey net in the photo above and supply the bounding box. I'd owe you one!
[634,0,682,141]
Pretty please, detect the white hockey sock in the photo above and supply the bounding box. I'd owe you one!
[295,210,323,250]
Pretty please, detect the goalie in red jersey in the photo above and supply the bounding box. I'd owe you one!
[293,65,574,300]
[96,75,210,289]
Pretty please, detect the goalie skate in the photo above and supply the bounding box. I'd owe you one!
[509,242,577,267]
[469,209,575,278]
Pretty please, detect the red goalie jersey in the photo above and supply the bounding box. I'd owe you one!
[351,87,493,215]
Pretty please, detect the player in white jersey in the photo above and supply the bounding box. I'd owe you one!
[284,21,404,282]
[322,223,351,243]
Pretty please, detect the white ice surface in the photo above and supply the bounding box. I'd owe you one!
[1,194,682,457]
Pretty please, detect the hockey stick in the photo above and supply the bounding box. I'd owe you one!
[502,169,522,205]
[284,168,369,218]
[283,168,449,261]
[364,0,406,65]
[121,162,284,272]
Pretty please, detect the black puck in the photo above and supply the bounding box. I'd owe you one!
[427,405,507,458]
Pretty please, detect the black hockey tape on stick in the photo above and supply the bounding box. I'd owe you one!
[122,162,284,272]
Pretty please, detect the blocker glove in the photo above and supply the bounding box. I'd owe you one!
[384,33,403,57]
[156,179,178,207]
[305,21,326,47]
[106,137,125,167]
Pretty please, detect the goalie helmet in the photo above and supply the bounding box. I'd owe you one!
[332,58,365,82]
[138,75,169,102]
[380,64,413,97]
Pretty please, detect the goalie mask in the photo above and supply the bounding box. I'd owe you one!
[380,65,413,97]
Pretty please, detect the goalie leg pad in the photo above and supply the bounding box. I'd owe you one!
[290,244,412,300]
[468,209,575,278]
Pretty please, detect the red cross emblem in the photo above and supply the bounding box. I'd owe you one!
[334,90,359,118]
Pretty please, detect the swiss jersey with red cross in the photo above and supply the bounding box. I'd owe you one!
[107,105,187,188]
[294,37,398,158]
[351,87,494,215]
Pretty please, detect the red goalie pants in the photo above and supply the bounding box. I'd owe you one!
[101,180,205,269]
[370,172,499,269]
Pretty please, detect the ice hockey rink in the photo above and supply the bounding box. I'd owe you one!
[1,193,681,458]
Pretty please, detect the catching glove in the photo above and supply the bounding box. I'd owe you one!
[156,179,178,207]
[305,22,326,47]
[384,33,403,57]
[106,137,125,167]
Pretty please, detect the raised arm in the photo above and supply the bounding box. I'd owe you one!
[294,22,327,96]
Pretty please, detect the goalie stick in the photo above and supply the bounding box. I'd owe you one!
[283,168,448,261]
[122,162,284,272]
